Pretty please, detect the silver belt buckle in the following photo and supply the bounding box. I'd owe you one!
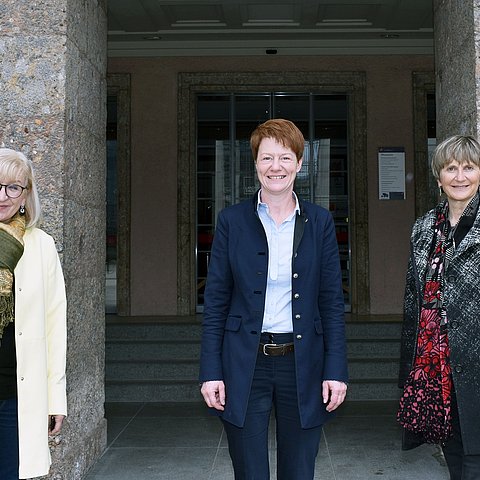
[262,343,277,355]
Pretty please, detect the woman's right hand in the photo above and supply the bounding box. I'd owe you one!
[200,380,226,411]
[48,414,66,436]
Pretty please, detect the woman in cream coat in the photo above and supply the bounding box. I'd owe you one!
[0,148,67,479]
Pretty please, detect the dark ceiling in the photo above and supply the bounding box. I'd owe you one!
[107,0,433,57]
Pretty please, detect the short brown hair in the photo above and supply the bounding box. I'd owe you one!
[250,119,305,161]
[431,135,480,180]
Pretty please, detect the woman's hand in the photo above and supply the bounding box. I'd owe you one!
[201,380,226,411]
[48,414,66,435]
[322,380,347,412]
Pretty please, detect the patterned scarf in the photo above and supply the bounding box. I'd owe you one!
[0,213,26,339]
[397,194,479,443]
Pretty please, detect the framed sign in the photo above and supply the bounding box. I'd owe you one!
[378,147,405,200]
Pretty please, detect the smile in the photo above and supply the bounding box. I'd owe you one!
[268,175,286,179]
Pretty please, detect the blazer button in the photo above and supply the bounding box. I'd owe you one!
[293,273,299,279]
[454,365,463,373]
[294,293,300,299]
[295,314,301,319]
[450,321,458,329]
[296,334,302,340]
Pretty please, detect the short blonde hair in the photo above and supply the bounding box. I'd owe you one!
[431,135,480,180]
[0,148,42,228]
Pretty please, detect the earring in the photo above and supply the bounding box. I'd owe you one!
[438,186,443,197]
[19,205,25,215]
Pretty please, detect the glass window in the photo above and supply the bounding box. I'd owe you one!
[196,93,350,310]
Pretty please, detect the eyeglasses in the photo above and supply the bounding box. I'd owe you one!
[0,183,27,199]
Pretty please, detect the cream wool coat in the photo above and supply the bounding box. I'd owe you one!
[13,227,67,479]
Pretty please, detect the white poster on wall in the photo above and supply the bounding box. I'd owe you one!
[378,147,406,200]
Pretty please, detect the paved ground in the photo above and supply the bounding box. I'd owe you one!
[84,400,449,480]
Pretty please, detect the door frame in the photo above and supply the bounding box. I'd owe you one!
[177,71,369,315]
[412,71,436,218]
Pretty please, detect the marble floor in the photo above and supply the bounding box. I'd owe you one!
[84,401,449,480]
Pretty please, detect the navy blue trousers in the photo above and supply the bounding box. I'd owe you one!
[0,398,19,480]
[222,334,322,480]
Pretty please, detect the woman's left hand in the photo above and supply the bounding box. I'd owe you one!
[48,414,66,436]
[322,380,347,412]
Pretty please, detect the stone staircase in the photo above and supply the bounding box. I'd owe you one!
[105,314,402,403]
[345,318,402,401]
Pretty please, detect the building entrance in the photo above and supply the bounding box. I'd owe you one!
[196,92,351,311]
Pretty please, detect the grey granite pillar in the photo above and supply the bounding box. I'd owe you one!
[0,0,107,478]
[434,0,479,139]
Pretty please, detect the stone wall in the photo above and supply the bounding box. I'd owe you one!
[434,0,478,139]
[0,0,107,478]
[474,1,480,134]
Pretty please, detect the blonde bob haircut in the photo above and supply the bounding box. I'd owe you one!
[250,118,305,161]
[0,148,42,228]
[431,135,480,180]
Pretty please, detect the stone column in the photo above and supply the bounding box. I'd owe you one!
[434,0,479,139]
[0,1,107,478]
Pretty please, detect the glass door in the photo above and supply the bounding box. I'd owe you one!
[196,93,350,310]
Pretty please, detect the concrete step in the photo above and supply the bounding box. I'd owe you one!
[105,339,200,361]
[106,318,403,340]
[348,358,399,379]
[105,339,400,361]
[106,359,199,380]
[346,379,401,401]
[106,357,399,382]
[106,317,202,341]
[345,321,402,339]
[105,378,401,403]
[105,379,202,402]
[347,338,400,357]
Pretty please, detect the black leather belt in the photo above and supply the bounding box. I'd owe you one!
[258,342,294,356]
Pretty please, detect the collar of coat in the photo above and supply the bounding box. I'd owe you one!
[411,195,480,277]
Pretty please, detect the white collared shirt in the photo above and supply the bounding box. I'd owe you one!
[257,190,300,333]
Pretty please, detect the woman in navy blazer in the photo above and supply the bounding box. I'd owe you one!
[200,119,348,479]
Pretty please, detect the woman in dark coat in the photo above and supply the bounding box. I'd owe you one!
[200,119,348,479]
[398,135,480,480]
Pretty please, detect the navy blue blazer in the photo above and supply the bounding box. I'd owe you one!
[199,193,348,428]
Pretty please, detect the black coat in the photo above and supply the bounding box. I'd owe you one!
[399,200,480,454]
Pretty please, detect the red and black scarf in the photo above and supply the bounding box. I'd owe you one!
[397,195,479,443]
